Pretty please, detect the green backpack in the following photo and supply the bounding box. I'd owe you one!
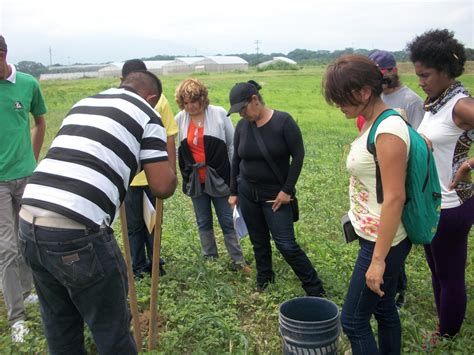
[367,109,442,245]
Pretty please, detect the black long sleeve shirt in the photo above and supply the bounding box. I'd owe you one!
[230,110,304,198]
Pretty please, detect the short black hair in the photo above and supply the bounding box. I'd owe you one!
[407,29,466,78]
[122,70,162,99]
[122,59,147,78]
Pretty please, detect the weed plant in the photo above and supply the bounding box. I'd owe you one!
[0,66,472,353]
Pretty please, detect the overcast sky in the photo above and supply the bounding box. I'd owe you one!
[1,0,472,65]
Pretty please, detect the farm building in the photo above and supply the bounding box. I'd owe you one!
[162,56,248,74]
[192,56,248,72]
[161,57,204,75]
[256,56,297,69]
[39,56,248,81]
[40,72,99,80]
[97,60,174,77]
[40,64,106,80]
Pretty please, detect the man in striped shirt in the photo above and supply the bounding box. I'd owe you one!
[18,71,177,354]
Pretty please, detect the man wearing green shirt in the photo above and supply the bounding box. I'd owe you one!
[0,35,47,342]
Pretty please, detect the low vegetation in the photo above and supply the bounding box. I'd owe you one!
[1,67,473,353]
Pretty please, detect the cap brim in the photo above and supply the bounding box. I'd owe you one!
[226,101,247,116]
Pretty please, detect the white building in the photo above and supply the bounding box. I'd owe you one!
[256,56,297,69]
[39,56,249,81]
[97,60,174,77]
[162,56,248,74]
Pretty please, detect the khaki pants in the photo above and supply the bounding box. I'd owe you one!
[0,178,33,325]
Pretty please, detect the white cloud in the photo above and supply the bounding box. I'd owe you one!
[2,0,472,64]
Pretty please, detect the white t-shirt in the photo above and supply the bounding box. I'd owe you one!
[417,92,471,209]
[346,115,410,246]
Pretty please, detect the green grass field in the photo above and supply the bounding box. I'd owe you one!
[1,66,473,354]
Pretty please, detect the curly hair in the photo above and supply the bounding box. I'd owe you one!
[175,78,210,110]
[323,54,383,107]
[407,29,466,78]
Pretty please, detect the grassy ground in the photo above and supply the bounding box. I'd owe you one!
[1,66,473,354]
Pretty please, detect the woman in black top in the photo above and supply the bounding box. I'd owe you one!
[227,80,325,296]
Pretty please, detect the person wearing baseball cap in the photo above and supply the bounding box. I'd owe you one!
[226,81,260,116]
[227,80,325,297]
[0,34,47,342]
[369,50,424,129]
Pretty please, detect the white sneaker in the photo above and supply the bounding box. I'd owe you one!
[24,294,39,305]
[11,320,29,343]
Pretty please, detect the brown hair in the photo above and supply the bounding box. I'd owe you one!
[175,78,210,110]
[323,54,383,107]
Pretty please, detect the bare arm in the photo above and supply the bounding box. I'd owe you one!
[31,115,46,161]
[453,97,474,130]
[143,161,177,199]
[449,156,473,189]
[449,97,474,189]
[366,133,407,297]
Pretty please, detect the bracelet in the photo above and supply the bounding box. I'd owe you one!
[466,160,474,171]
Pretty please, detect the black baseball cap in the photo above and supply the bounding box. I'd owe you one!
[227,82,259,116]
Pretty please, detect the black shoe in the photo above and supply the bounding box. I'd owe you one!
[256,276,275,292]
[306,289,326,298]
[395,293,405,309]
[203,255,218,262]
[159,265,166,277]
[133,272,147,280]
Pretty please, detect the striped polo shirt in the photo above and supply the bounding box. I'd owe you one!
[22,87,168,227]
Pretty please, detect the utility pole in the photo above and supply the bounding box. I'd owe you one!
[254,39,262,64]
[49,46,52,66]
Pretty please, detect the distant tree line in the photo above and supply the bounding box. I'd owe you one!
[15,48,474,78]
[236,48,474,66]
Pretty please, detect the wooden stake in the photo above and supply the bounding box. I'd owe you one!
[148,198,164,350]
[119,204,142,349]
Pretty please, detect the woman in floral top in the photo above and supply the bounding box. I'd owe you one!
[323,55,412,355]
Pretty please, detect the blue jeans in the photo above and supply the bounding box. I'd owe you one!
[19,219,137,355]
[191,191,245,263]
[124,186,164,275]
[237,179,324,295]
[341,237,412,355]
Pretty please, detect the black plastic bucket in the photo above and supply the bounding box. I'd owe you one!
[279,297,340,355]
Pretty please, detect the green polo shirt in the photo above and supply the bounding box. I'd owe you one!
[0,71,47,181]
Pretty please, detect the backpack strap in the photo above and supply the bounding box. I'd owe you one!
[366,109,403,204]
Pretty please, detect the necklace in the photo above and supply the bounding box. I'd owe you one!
[424,81,469,114]
[195,120,204,128]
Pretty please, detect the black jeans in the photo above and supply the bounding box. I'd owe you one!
[237,179,324,296]
[19,219,137,355]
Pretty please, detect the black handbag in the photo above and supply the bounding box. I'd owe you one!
[250,122,299,222]
[340,213,358,243]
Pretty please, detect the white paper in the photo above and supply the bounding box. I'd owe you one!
[233,205,248,240]
[143,192,156,234]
